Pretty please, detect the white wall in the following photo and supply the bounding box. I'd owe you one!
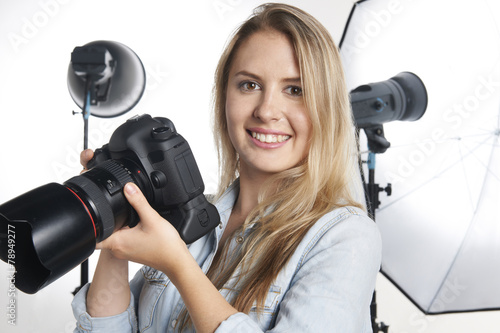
[0,0,498,332]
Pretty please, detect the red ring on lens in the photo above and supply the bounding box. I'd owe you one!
[65,187,97,238]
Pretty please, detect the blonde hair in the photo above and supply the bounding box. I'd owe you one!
[180,3,364,329]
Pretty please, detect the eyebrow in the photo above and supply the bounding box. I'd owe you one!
[234,70,301,84]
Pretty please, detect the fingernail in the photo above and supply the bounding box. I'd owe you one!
[124,183,137,195]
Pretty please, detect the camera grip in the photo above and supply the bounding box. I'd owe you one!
[176,194,220,244]
[87,145,111,169]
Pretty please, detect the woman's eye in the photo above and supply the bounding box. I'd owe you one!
[285,86,303,96]
[240,81,260,91]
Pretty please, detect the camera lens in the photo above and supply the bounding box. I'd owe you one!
[65,159,148,241]
[0,158,149,294]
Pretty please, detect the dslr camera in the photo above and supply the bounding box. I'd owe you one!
[0,114,220,294]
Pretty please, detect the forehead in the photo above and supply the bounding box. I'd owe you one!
[229,30,300,77]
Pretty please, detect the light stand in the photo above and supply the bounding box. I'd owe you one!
[363,125,392,220]
[359,129,391,333]
[68,40,146,294]
[350,72,428,333]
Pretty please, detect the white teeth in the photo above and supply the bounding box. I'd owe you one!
[251,131,290,143]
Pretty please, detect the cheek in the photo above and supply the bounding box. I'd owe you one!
[225,90,252,129]
[225,97,242,144]
[294,109,312,140]
[293,110,313,157]
[225,90,237,125]
[225,99,235,128]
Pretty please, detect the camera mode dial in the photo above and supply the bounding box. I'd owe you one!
[151,126,173,140]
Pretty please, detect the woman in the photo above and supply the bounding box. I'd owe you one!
[73,3,381,332]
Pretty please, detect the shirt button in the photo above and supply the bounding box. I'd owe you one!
[171,319,177,328]
[236,236,244,244]
[219,222,223,229]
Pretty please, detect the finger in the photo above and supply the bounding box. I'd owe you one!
[123,183,159,223]
[96,227,134,259]
[95,224,131,250]
[96,227,127,249]
[80,149,94,170]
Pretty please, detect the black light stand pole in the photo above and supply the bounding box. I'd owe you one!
[366,153,392,220]
[72,79,92,296]
[365,152,390,333]
[359,127,391,333]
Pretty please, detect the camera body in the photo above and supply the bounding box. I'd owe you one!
[68,114,220,243]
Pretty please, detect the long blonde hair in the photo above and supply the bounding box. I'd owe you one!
[180,3,364,328]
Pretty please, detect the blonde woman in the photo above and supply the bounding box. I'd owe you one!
[73,3,381,332]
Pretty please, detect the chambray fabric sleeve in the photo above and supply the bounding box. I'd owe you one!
[72,269,145,333]
[215,213,382,333]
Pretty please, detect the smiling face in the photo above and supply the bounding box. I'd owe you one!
[225,30,312,179]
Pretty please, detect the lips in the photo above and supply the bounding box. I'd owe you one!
[251,131,291,143]
[247,128,291,148]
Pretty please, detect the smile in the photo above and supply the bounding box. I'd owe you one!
[251,131,291,143]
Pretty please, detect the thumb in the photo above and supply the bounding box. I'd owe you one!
[123,183,159,223]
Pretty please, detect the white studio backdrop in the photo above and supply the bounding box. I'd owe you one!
[0,0,498,332]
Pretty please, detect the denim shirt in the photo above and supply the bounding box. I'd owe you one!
[72,180,381,332]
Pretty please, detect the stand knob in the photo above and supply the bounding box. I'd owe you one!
[381,183,392,196]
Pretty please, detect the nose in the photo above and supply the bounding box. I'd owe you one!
[253,89,283,122]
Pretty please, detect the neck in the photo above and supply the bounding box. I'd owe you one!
[234,165,275,220]
[216,169,272,250]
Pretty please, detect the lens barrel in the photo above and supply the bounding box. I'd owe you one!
[0,159,146,294]
[65,159,145,241]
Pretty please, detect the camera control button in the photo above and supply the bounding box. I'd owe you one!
[151,171,167,188]
[197,209,209,227]
[151,126,172,140]
[105,179,121,195]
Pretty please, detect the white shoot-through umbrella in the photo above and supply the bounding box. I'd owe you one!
[341,0,500,314]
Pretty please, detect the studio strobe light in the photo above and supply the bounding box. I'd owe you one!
[350,71,428,153]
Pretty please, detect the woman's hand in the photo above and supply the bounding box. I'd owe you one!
[80,149,94,173]
[97,183,190,275]
[98,183,238,331]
